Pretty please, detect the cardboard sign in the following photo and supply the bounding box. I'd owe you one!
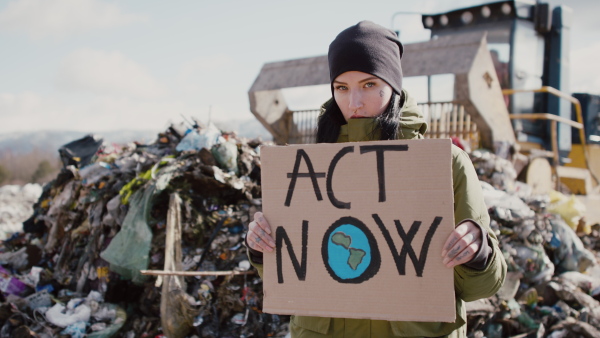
[260,139,456,322]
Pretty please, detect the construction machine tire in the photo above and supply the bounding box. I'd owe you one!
[522,157,553,195]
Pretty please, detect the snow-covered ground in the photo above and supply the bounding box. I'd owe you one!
[0,184,42,240]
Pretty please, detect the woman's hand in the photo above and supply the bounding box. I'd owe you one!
[441,221,482,268]
[247,212,275,253]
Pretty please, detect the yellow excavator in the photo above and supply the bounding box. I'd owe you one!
[248,1,600,222]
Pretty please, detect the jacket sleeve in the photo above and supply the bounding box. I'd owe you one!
[248,252,264,279]
[245,237,264,278]
[451,145,507,301]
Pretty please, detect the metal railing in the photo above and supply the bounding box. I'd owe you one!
[288,109,319,144]
[502,86,599,188]
[418,101,480,150]
[288,102,479,147]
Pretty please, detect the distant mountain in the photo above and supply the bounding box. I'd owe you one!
[0,130,159,154]
[0,118,272,154]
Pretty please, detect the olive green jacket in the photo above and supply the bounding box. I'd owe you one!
[249,90,507,337]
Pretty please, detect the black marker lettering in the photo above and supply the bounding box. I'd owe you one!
[327,146,354,209]
[360,145,408,202]
[373,214,442,277]
[276,221,308,283]
[285,149,325,207]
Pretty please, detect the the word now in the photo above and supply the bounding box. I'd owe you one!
[276,214,442,284]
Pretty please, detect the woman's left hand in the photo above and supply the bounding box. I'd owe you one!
[441,221,482,268]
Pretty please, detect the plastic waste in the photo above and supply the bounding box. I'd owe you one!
[86,304,126,338]
[0,247,29,270]
[485,323,503,338]
[175,123,222,152]
[101,164,177,284]
[59,134,104,168]
[508,241,555,284]
[22,266,43,288]
[471,149,518,192]
[547,281,600,312]
[212,141,239,175]
[100,186,154,284]
[517,311,540,330]
[547,190,587,231]
[45,303,91,328]
[0,265,28,296]
[0,124,275,337]
[548,217,596,273]
[24,290,52,309]
[60,321,87,338]
[78,162,111,185]
[496,271,521,301]
[481,181,535,220]
[231,312,247,325]
[518,288,539,307]
[557,271,600,294]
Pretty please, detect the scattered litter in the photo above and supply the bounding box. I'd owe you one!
[1,128,599,337]
[0,122,284,337]
[0,183,42,240]
[468,149,600,337]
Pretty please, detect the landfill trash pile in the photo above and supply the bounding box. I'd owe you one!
[468,148,600,337]
[0,123,290,337]
[1,128,600,337]
[0,183,42,241]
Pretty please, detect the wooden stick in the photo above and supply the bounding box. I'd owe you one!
[458,105,465,139]
[451,104,458,137]
[443,103,448,139]
[141,270,255,277]
[425,104,432,137]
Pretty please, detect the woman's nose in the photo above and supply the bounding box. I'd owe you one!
[348,90,363,111]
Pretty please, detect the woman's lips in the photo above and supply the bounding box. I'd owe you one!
[350,114,366,119]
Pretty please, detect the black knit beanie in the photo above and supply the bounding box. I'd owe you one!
[328,21,404,94]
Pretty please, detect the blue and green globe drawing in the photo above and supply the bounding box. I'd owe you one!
[322,217,380,283]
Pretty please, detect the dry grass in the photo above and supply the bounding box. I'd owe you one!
[0,148,61,186]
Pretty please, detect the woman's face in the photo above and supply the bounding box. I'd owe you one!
[333,71,393,122]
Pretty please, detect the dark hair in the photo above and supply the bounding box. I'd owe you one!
[316,91,404,143]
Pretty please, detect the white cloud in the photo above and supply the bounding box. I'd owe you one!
[0,91,183,132]
[176,54,236,97]
[82,96,189,131]
[0,92,80,132]
[571,43,600,95]
[175,54,243,108]
[0,91,253,134]
[57,49,168,99]
[178,54,235,82]
[0,0,147,39]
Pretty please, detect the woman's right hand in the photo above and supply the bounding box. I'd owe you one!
[247,212,275,253]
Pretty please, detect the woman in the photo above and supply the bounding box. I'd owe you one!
[246,21,506,337]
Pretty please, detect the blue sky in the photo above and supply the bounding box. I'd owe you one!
[1,0,598,134]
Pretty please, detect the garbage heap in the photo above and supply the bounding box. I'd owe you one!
[2,128,600,337]
[467,148,600,337]
[0,184,43,240]
[0,123,289,337]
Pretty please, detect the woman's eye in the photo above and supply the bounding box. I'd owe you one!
[365,82,375,88]
[335,85,348,91]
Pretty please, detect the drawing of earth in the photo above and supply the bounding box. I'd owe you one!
[326,223,372,280]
